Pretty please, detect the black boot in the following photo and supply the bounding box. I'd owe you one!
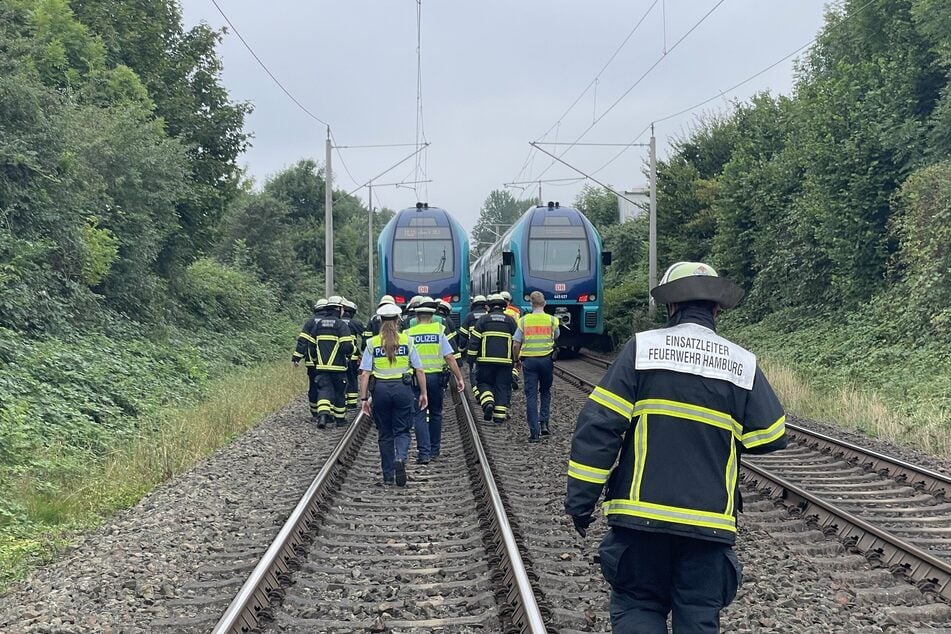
[317,414,328,429]
[540,421,550,436]
[483,403,494,421]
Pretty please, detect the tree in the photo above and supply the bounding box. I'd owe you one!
[470,190,534,257]
[574,185,619,231]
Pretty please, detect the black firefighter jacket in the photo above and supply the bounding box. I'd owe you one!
[296,310,354,372]
[468,308,517,365]
[566,308,787,544]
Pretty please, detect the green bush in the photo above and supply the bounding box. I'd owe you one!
[176,258,275,325]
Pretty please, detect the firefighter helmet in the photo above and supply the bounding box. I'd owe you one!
[651,262,744,309]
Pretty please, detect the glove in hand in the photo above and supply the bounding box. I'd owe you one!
[571,514,595,538]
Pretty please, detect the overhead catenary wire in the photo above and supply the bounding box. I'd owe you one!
[589,0,882,177]
[209,0,329,128]
[509,0,660,188]
[532,0,727,183]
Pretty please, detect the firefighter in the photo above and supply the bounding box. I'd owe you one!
[408,298,465,462]
[359,302,428,487]
[307,296,354,428]
[501,291,521,390]
[458,295,488,384]
[468,293,518,423]
[342,298,364,411]
[401,295,423,330]
[364,295,397,343]
[565,262,787,633]
[435,299,462,362]
[292,298,327,422]
[512,291,560,442]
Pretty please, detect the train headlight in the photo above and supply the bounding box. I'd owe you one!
[524,293,531,301]
[589,294,596,301]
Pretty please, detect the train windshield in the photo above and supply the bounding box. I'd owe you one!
[528,223,590,273]
[393,225,454,274]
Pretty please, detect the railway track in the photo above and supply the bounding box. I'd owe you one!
[555,355,951,603]
[213,388,547,633]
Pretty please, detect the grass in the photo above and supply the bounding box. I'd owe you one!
[0,359,302,590]
[757,357,951,458]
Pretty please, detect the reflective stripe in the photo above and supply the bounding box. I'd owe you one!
[630,414,648,500]
[589,386,634,420]
[298,332,315,343]
[567,460,611,485]
[409,322,445,374]
[724,438,738,515]
[741,415,786,448]
[479,332,512,363]
[633,399,741,437]
[603,499,737,532]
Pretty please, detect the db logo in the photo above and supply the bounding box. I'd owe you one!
[417,285,429,293]
[555,283,566,292]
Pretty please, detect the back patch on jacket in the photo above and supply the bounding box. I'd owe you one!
[635,322,756,390]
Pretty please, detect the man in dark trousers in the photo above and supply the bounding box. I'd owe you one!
[293,298,327,422]
[341,298,364,411]
[308,295,354,428]
[467,293,517,423]
[566,262,787,633]
[512,291,560,442]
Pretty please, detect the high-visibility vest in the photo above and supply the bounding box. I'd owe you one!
[370,333,411,379]
[408,322,445,374]
[504,305,521,320]
[519,312,559,358]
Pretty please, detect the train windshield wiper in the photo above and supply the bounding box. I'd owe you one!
[434,248,446,273]
[570,247,581,272]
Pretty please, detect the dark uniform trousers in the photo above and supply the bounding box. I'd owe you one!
[599,527,741,633]
[522,355,554,436]
[306,367,320,418]
[315,370,347,423]
[476,363,512,423]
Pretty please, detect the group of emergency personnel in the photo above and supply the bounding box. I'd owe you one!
[294,259,785,632]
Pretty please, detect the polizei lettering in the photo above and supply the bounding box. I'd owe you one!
[635,323,756,390]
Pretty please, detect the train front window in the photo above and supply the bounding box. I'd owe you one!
[529,239,590,273]
[393,239,454,274]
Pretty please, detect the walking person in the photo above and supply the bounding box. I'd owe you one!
[435,299,463,363]
[501,291,522,390]
[468,294,517,424]
[565,262,787,632]
[408,298,466,463]
[359,302,428,487]
[513,291,560,443]
[458,295,488,399]
[364,295,397,343]
[341,298,364,411]
[311,296,354,428]
[292,298,327,423]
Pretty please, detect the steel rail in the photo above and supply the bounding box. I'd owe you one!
[555,359,951,601]
[212,412,370,634]
[742,462,951,601]
[575,350,612,369]
[451,387,549,633]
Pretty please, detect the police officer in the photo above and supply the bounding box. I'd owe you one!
[458,295,488,381]
[468,293,518,423]
[501,291,522,390]
[364,295,397,343]
[565,262,787,633]
[309,296,355,428]
[408,298,465,463]
[513,291,560,442]
[341,298,364,411]
[359,303,428,487]
[293,298,327,422]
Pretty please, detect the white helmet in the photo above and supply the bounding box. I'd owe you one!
[414,296,437,314]
[500,290,512,302]
[378,295,396,307]
[314,298,329,310]
[376,303,403,319]
[326,295,344,308]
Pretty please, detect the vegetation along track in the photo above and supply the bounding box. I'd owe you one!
[556,356,951,606]
[213,388,546,633]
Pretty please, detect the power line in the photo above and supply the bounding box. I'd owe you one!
[209,0,329,127]
[510,0,659,188]
[533,0,727,182]
[590,0,881,177]
[329,130,360,189]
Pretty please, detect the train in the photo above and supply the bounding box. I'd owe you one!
[377,203,471,321]
[471,201,611,351]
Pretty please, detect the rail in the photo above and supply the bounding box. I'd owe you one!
[555,357,951,602]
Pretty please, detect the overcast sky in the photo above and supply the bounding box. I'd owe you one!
[181,1,829,233]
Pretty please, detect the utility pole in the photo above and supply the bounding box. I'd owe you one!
[367,182,374,310]
[325,126,334,296]
[648,125,658,315]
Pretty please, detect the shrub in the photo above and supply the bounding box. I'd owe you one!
[176,258,274,326]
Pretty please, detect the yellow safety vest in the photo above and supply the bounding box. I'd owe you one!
[408,322,445,374]
[370,333,411,379]
[518,312,559,358]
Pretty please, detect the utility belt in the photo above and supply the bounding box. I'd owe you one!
[369,372,415,392]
